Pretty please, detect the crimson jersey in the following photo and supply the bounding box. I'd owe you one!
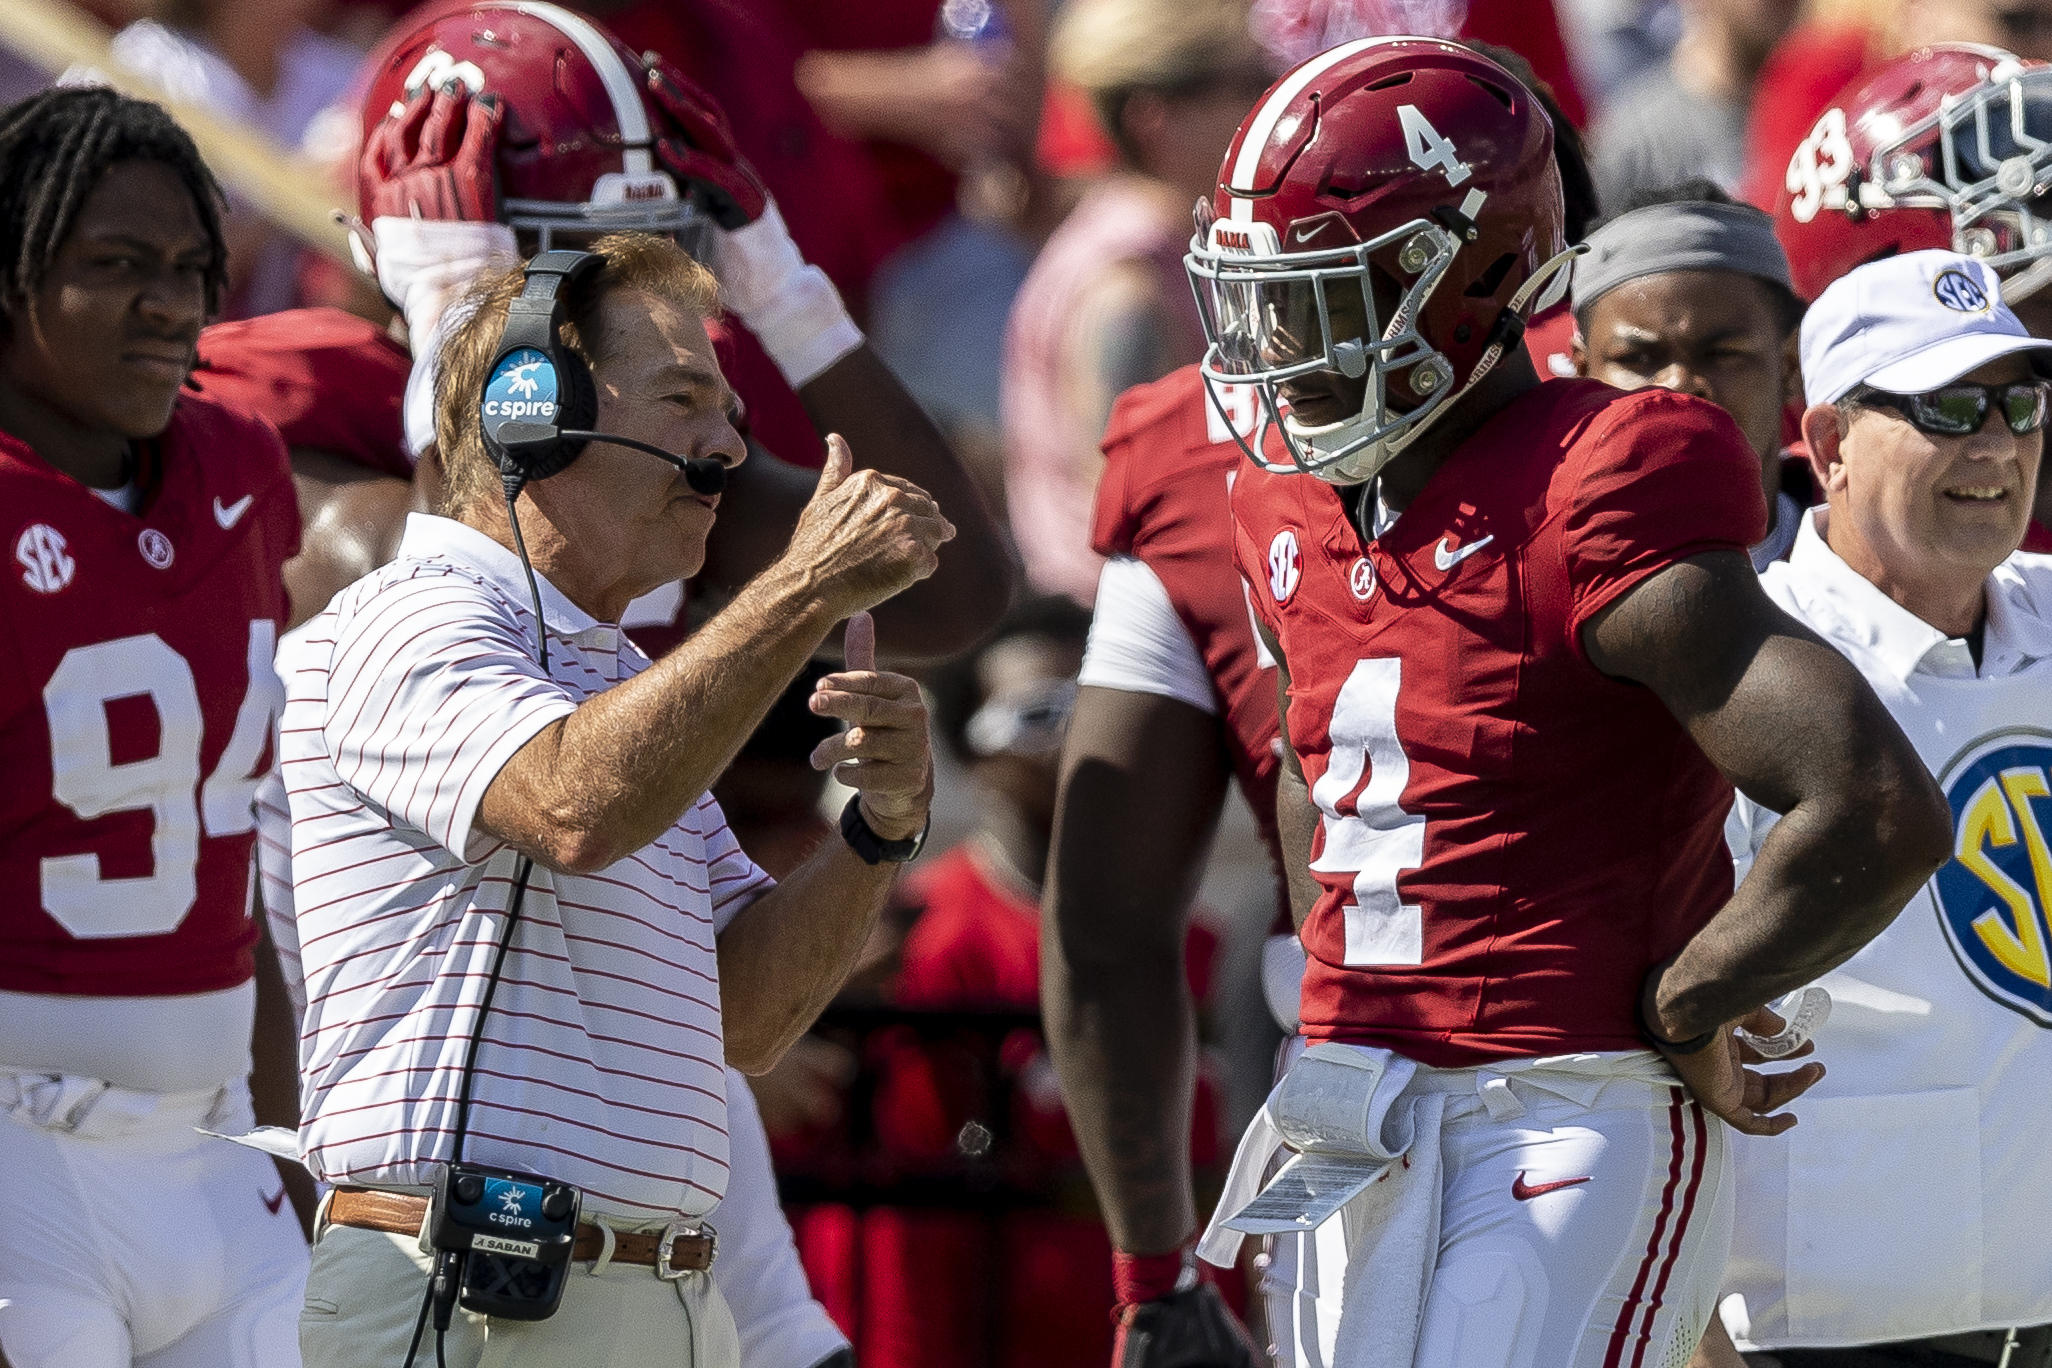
[190,308,413,479]
[0,397,299,996]
[1232,380,1765,1066]
[1091,365,1284,886]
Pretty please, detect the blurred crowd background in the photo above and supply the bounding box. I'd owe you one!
[6,0,2050,1362]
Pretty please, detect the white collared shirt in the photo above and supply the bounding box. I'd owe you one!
[1722,506,2052,1349]
[281,514,771,1219]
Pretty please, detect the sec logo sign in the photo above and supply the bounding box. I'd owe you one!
[17,524,74,593]
[1932,729,2052,1025]
[1267,529,1301,605]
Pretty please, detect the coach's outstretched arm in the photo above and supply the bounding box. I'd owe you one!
[1583,550,1952,1131]
[477,436,946,872]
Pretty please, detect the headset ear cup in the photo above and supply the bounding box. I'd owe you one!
[556,348,598,462]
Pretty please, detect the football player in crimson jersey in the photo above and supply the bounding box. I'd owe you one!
[1772,43,2052,549]
[1181,39,1951,1368]
[0,89,307,1368]
[1042,51,1601,1364]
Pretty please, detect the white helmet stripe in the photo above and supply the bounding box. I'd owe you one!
[1227,36,1400,194]
[509,1,654,175]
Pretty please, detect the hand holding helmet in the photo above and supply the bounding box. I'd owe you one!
[362,83,503,223]
[644,54,768,229]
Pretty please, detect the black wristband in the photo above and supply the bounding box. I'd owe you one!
[1635,992,1719,1055]
[838,794,927,865]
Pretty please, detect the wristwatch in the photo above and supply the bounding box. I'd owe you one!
[838,794,928,865]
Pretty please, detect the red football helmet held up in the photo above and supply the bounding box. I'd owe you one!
[357,0,765,248]
[1185,37,1572,484]
[1775,44,2052,303]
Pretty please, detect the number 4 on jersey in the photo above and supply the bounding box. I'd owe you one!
[1399,104,1471,188]
[1310,658,1427,966]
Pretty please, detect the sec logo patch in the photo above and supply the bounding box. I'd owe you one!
[17,524,73,593]
[1267,528,1301,605]
[1933,729,2052,1025]
[1933,266,1991,313]
[138,529,174,569]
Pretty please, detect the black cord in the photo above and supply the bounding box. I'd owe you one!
[400,1280,433,1368]
[503,487,549,673]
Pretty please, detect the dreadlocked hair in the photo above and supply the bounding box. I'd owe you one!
[0,87,228,341]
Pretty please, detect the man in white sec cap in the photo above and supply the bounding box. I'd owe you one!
[1697,250,2052,1366]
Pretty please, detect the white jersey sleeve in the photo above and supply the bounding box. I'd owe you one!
[715,1068,852,1368]
[1078,555,1218,714]
[319,567,577,863]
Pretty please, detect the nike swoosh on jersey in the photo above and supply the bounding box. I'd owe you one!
[1511,1171,1592,1201]
[261,1185,288,1215]
[214,494,254,529]
[1433,534,1493,571]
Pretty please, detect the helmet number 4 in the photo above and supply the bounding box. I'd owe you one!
[1399,105,1472,188]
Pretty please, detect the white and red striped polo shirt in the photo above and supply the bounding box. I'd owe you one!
[280,513,771,1219]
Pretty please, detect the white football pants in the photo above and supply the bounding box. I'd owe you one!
[1258,1055,1733,1368]
[0,1069,308,1368]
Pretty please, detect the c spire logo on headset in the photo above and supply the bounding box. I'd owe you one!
[484,350,560,422]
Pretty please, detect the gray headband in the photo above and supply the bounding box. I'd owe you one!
[1570,201,1794,314]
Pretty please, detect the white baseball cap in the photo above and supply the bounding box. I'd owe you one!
[1800,249,2052,407]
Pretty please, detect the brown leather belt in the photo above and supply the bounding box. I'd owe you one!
[325,1188,716,1275]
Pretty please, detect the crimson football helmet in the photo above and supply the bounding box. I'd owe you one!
[1776,44,2052,303]
[357,1,706,248]
[1185,37,1573,484]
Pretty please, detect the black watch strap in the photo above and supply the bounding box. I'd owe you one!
[838,794,927,865]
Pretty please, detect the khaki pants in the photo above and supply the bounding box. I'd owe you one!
[301,1218,740,1368]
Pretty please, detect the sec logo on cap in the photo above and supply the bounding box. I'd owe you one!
[1932,729,2052,1025]
[1933,267,1991,313]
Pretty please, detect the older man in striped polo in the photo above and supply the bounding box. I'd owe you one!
[279,234,954,1368]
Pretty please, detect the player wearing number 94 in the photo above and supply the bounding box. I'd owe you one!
[1186,39,1953,1368]
[0,90,308,1367]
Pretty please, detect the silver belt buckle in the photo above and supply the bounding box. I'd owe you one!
[655,1219,716,1279]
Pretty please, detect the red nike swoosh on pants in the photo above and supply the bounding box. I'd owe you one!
[1511,1171,1593,1201]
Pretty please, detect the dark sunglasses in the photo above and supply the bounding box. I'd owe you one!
[1850,380,2052,437]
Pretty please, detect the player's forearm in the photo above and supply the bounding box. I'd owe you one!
[717,839,898,1074]
[481,562,841,873]
[1044,932,1201,1253]
[797,346,1013,658]
[1649,783,1946,1040]
[1276,760,1322,933]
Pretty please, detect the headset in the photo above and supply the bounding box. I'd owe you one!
[399,249,730,1367]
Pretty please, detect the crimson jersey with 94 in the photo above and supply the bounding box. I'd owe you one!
[0,395,299,996]
[1233,379,1767,1066]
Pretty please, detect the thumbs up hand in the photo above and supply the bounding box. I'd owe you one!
[809,609,933,842]
[784,434,955,620]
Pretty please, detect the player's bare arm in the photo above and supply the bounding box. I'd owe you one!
[1583,549,1952,1127]
[282,448,415,629]
[1043,685,1230,1256]
[477,434,949,873]
[698,346,1013,663]
[1261,617,1326,932]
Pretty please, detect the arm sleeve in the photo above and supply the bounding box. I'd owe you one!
[699,792,776,933]
[1078,556,1219,713]
[320,570,578,863]
[1563,392,1770,646]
